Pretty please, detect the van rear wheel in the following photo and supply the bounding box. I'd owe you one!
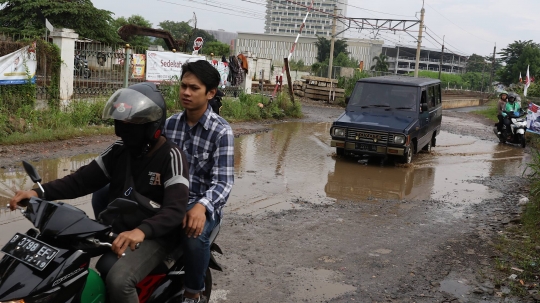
[422,141,431,153]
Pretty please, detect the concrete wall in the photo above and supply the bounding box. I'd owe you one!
[442,98,486,109]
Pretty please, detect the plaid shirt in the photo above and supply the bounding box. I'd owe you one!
[164,107,234,219]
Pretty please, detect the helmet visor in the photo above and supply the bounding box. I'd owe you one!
[102,88,163,124]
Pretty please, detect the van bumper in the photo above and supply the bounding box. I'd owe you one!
[331,140,405,156]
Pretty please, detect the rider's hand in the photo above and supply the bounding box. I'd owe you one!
[112,228,145,258]
[9,190,38,211]
[183,203,207,238]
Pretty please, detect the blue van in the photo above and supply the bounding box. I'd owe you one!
[329,76,443,163]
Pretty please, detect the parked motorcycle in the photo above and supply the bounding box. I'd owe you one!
[74,54,91,79]
[493,109,527,148]
[0,161,223,303]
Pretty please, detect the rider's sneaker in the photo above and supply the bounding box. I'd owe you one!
[182,296,207,303]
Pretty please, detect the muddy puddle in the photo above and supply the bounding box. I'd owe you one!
[0,122,529,243]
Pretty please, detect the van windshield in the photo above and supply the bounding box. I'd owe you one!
[348,83,418,111]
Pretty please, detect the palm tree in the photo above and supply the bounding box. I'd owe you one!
[371,54,389,72]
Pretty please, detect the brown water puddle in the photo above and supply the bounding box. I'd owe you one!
[0,122,528,242]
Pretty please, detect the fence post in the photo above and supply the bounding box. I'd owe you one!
[50,28,78,104]
[123,44,131,88]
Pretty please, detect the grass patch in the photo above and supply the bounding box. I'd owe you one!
[0,99,113,145]
[0,126,114,145]
[220,92,302,122]
[472,100,498,122]
[491,150,540,297]
[0,90,302,145]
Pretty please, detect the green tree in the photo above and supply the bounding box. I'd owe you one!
[498,40,540,85]
[0,0,119,43]
[334,52,359,68]
[314,36,348,62]
[202,41,230,56]
[466,53,489,73]
[371,54,389,72]
[289,59,306,72]
[112,15,153,49]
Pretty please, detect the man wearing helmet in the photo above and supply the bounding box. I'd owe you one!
[501,92,522,136]
[9,82,190,303]
[164,60,234,303]
[496,91,508,133]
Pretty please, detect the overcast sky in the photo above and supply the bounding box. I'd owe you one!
[91,0,539,57]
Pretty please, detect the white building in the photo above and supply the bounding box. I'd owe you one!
[264,0,348,37]
[236,32,383,67]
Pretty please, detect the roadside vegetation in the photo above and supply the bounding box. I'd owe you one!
[490,152,540,297]
[0,84,302,145]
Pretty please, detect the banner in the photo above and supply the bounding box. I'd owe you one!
[527,102,540,134]
[0,44,37,85]
[145,51,230,87]
[131,54,146,79]
[146,51,203,82]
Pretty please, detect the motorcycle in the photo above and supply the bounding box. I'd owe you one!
[493,109,527,148]
[0,161,223,303]
[74,54,91,79]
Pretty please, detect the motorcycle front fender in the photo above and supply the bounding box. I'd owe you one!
[516,128,525,134]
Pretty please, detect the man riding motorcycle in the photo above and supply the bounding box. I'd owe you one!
[496,91,508,133]
[501,92,522,139]
[9,82,190,303]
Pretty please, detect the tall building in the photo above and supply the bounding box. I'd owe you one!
[264,0,348,37]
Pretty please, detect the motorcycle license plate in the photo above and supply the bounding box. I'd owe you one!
[1,233,59,271]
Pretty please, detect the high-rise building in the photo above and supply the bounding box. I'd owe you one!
[264,0,348,37]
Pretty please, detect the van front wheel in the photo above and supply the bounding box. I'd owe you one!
[400,144,414,164]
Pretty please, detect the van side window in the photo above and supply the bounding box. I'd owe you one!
[427,86,435,108]
[434,85,441,105]
[420,90,427,112]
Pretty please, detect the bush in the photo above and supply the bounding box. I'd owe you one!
[337,70,369,97]
[0,99,112,145]
[220,92,302,122]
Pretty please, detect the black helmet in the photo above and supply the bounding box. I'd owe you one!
[507,92,518,103]
[103,82,167,155]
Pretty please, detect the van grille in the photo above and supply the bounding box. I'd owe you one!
[347,129,389,143]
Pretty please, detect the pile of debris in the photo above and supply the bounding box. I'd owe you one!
[293,75,345,101]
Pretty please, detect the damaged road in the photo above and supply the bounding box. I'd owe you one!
[0,103,532,302]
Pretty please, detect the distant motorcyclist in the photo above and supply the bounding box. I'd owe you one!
[501,92,522,138]
[496,91,508,133]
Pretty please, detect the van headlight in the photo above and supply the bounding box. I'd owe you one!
[332,127,346,138]
[394,135,406,145]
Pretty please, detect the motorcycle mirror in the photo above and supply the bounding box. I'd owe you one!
[22,161,42,183]
[421,103,429,112]
[106,198,138,214]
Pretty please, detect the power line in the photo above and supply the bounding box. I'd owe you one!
[335,0,416,18]
[425,3,493,45]
[424,27,467,55]
[157,0,266,20]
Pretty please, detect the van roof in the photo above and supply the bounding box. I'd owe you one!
[358,76,441,87]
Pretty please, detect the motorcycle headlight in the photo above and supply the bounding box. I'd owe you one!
[394,135,406,145]
[332,127,346,138]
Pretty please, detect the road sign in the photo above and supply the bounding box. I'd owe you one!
[193,37,204,51]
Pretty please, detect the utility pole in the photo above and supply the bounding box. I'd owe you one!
[481,59,486,93]
[438,35,445,79]
[327,5,337,79]
[414,5,425,77]
[489,44,496,92]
